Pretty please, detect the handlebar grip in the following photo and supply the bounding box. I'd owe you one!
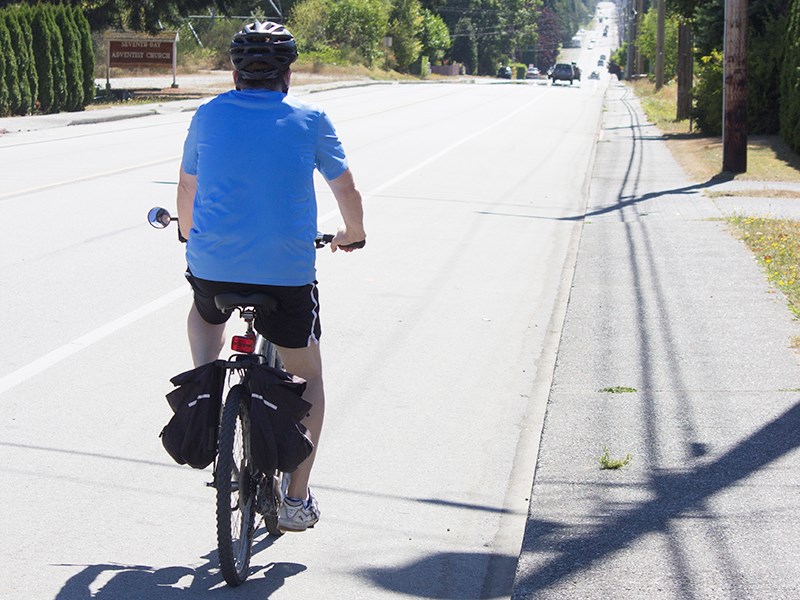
[339,240,366,249]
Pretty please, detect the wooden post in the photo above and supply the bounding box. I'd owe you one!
[723,0,748,173]
[655,0,666,89]
[635,0,644,74]
[676,22,693,120]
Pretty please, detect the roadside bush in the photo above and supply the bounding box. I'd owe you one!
[693,50,723,134]
[326,0,391,66]
[637,8,679,83]
[388,0,422,72]
[419,8,450,64]
[694,13,789,137]
[781,0,800,153]
[748,15,786,134]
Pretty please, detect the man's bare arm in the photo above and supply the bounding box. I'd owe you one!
[326,168,366,252]
[176,168,197,241]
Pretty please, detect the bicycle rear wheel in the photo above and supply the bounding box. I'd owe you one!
[261,340,284,536]
[216,384,256,586]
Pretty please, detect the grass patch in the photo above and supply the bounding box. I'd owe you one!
[727,215,800,318]
[627,80,800,184]
[598,447,633,470]
[707,190,800,200]
[598,386,637,393]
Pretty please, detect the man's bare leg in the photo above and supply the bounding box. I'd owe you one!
[188,304,226,366]
[276,342,324,500]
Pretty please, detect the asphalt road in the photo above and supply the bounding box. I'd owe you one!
[0,78,608,599]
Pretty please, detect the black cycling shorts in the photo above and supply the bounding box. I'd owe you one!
[185,270,322,349]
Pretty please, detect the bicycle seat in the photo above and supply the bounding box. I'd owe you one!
[214,292,279,314]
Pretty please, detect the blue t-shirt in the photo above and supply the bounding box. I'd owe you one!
[181,89,348,285]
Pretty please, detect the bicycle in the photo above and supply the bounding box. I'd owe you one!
[147,206,361,586]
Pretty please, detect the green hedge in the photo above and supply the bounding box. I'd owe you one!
[0,4,93,116]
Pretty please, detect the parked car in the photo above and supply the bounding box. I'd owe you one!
[526,65,540,79]
[550,63,576,85]
[589,71,600,80]
[497,66,512,79]
[598,59,605,67]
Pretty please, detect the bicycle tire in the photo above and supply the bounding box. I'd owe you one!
[261,340,285,536]
[216,384,256,586]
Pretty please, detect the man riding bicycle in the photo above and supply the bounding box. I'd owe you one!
[175,21,366,532]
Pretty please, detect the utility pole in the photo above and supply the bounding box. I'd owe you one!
[626,0,635,79]
[676,22,693,120]
[635,0,644,75]
[723,0,748,173]
[655,0,665,89]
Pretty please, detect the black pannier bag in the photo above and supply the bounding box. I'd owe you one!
[247,364,314,474]
[160,361,225,469]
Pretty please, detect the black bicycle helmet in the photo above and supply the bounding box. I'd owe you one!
[230,21,298,80]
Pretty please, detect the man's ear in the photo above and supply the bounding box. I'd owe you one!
[233,70,240,90]
[283,69,292,92]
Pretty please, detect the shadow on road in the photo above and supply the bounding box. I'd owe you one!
[360,551,518,599]
[54,532,305,599]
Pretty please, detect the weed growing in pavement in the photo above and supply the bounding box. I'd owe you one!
[728,216,800,318]
[598,447,633,470]
[598,386,637,393]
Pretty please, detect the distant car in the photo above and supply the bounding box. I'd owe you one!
[550,63,576,85]
[600,54,607,60]
[598,59,605,67]
[589,71,600,80]
[497,66,512,79]
[526,66,540,79]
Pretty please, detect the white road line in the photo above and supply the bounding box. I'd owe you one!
[0,156,180,201]
[318,90,545,224]
[0,286,190,396]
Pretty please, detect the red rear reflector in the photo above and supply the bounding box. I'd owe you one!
[231,335,256,353]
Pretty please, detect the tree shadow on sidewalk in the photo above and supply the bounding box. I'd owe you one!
[513,400,800,597]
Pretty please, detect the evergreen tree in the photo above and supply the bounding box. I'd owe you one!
[30,5,55,113]
[72,6,94,108]
[44,4,67,113]
[55,4,84,111]
[5,10,34,115]
[0,32,7,116]
[451,16,477,74]
[0,12,21,116]
[535,6,561,70]
[16,6,38,113]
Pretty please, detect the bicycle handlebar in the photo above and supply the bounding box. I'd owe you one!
[148,207,365,250]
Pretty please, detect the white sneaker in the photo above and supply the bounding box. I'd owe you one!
[278,490,320,532]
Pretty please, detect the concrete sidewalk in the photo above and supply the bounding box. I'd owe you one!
[512,83,800,598]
